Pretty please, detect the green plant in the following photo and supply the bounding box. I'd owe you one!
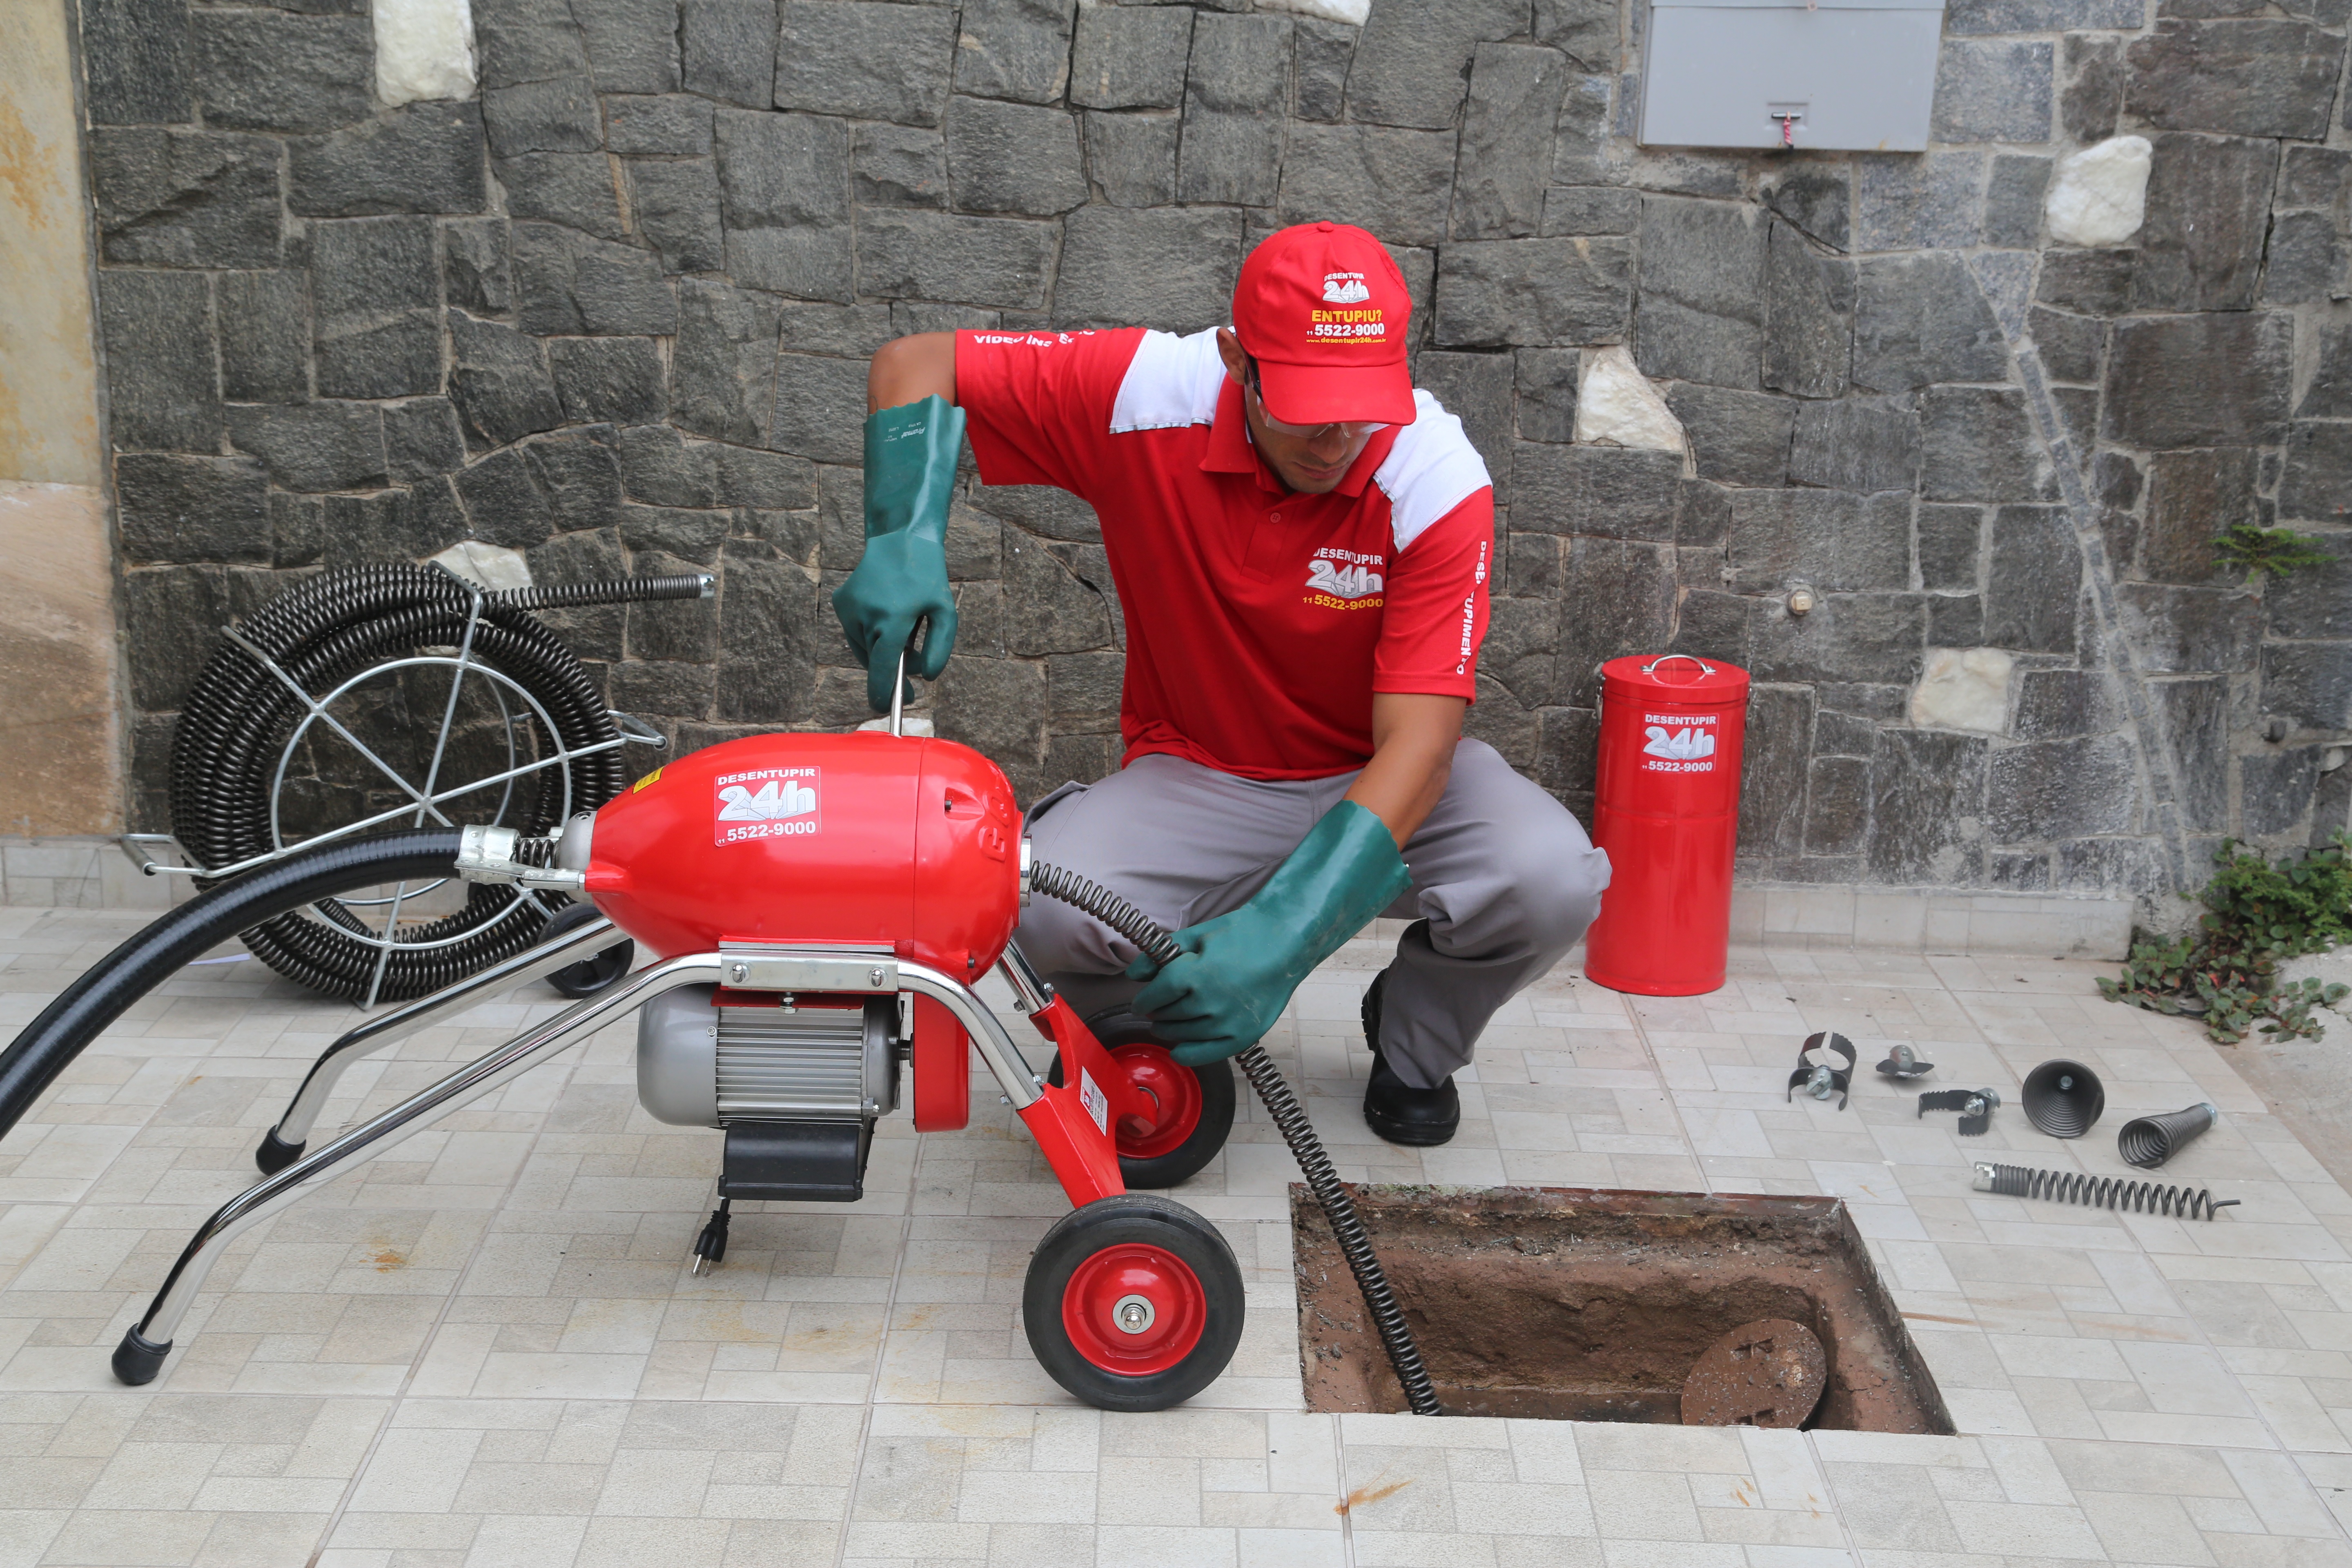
[2213,523,2331,584]
[2100,834,2352,1043]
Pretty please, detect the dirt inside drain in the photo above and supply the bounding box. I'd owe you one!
[1293,1185,1953,1432]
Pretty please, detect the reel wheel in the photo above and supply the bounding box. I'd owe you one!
[540,900,636,998]
[1023,1193,1244,1412]
[1048,1015,1235,1189]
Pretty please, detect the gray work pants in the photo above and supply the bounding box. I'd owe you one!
[1013,740,1612,1089]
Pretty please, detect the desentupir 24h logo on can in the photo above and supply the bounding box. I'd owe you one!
[715,766,820,845]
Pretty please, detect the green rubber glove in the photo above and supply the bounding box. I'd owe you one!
[832,394,966,713]
[1127,801,1412,1067]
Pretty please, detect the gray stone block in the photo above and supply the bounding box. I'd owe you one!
[287,103,487,217]
[271,493,323,570]
[853,123,946,207]
[1852,254,2008,393]
[310,216,440,400]
[1415,352,1515,502]
[1758,167,1850,255]
[2140,448,2252,581]
[2279,145,2352,209]
[628,548,721,660]
[936,657,1049,800]
[621,504,728,563]
[767,353,868,464]
[629,160,725,274]
[1751,591,1927,686]
[1082,112,1178,207]
[2125,20,2342,140]
[124,564,234,710]
[1513,347,1579,442]
[954,0,1076,105]
[1004,531,1116,657]
[550,337,668,424]
[1073,3,1190,109]
[968,481,1098,545]
[718,444,817,510]
[2136,133,2277,312]
[716,557,820,722]
[484,75,601,157]
[612,655,716,718]
[1981,155,2049,249]
[1179,14,1290,207]
[774,301,895,356]
[618,424,720,506]
[116,454,271,565]
[1867,728,1986,882]
[1983,504,2080,652]
[1550,537,1677,704]
[1534,0,1617,72]
[604,95,714,156]
[1727,488,1906,592]
[2120,582,2263,673]
[2013,669,2116,740]
[83,0,191,124]
[385,398,467,482]
[90,129,282,268]
[527,526,629,657]
[670,281,781,446]
[1930,39,2053,143]
[1635,198,1765,390]
[1915,503,1981,591]
[774,2,956,125]
[2281,422,2352,523]
[1815,710,1877,757]
[1541,186,1640,237]
[2261,213,2347,307]
[2036,249,2134,316]
[572,0,681,92]
[1989,734,2136,842]
[2300,321,2352,418]
[475,0,590,87]
[1292,16,1354,121]
[1677,479,1731,548]
[444,218,514,315]
[226,402,387,491]
[1278,123,1460,249]
[2262,642,2352,731]
[1926,592,1981,646]
[715,110,851,300]
[453,445,555,547]
[857,211,1056,309]
[1947,0,2140,28]
[218,271,310,404]
[1920,388,2054,505]
[1055,205,1241,334]
[2060,33,2123,141]
[2240,746,2324,838]
[1762,219,1853,400]
[2103,312,2292,448]
[1788,398,1919,495]
[1511,445,1682,542]
[1853,152,1982,254]
[99,270,218,453]
[1742,687,1819,858]
[448,310,564,448]
[1345,0,1523,131]
[512,223,677,336]
[2027,307,2102,387]
[1804,755,1870,856]
[1482,597,1559,710]
[682,0,775,107]
[1550,72,1614,184]
[1666,385,1793,488]
[945,98,1087,215]
[2265,532,2352,638]
[1434,238,1635,347]
[192,12,370,132]
[494,153,627,241]
[1452,44,1571,242]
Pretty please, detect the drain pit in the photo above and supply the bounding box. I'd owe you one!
[1293,1185,1951,1432]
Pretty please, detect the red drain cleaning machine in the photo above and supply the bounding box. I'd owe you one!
[1,727,1274,1411]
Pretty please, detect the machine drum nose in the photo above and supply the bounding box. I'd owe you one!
[2118,1102,2218,1169]
[2022,1059,2105,1139]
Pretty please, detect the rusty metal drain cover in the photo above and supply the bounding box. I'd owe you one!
[1680,1319,1827,1428]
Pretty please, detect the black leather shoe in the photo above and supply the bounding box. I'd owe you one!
[1360,969,1460,1147]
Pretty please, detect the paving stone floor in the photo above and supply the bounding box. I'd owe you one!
[2,905,2350,1566]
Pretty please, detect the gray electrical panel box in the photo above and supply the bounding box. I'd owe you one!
[1639,0,1947,152]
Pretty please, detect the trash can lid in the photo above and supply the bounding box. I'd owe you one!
[1601,652,1751,706]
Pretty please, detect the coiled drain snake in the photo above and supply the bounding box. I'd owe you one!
[1029,860,1443,1416]
[1973,1161,2240,1221]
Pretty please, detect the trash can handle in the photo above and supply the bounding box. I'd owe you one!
[1640,654,1715,678]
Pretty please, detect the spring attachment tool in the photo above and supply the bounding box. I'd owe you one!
[1920,1088,2000,1136]
[1973,1161,2240,1221]
[1028,862,1443,1417]
[1786,1031,1856,1109]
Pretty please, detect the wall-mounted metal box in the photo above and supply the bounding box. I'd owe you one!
[1638,0,1947,152]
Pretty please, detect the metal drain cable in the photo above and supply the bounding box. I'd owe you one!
[1029,861,1443,1416]
[1973,1161,2240,1221]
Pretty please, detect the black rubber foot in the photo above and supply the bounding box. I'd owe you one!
[112,1327,171,1385]
[255,1127,305,1176]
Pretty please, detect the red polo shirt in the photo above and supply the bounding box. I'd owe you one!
[955,326,1494,782]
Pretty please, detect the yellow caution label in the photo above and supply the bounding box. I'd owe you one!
[632,766,664,792]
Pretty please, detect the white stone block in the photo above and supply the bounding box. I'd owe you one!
[2044,135,2152,248]
[1255,0,1370,22]
[374,0,476,106]
[1908,646,2013,735]
[1573,345,1686,456]
[429,539,532,591]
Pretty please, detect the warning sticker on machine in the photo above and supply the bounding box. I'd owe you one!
[714,766,820,846]
[1078,1068,1109,1134]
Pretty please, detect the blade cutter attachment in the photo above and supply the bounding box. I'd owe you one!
[1786,1031,1857,1110]
[1920,1087,2001,1136]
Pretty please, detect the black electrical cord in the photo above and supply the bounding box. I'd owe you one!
[167,566,705,1003]
[1027,861,1444,1416]
[0,831,464,1143]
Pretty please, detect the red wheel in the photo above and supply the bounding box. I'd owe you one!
[1049,1012,1235,1189]
[1107,1043,1202,1159]
[1025,1194,1245,1411]
[1060,1240,1207,1374]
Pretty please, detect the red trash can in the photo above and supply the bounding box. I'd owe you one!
[1583,653,1751,997]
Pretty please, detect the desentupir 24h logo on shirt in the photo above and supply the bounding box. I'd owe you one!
[715,766,820,845]
[1304,548,1385,610]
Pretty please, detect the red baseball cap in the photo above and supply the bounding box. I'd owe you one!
[1231,221,1417,427]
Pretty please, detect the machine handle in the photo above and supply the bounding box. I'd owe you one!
[889,650,907,738]
[1640,653,1715,678]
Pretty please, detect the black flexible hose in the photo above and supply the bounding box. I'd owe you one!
[0,831,463,1143]
[167,567,699,1002]
[1028,861,1443,1416]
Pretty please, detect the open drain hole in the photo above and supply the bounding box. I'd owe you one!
[1293,1185,1953,1432]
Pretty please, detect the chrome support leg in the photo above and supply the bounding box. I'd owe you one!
[898,962,1039,1108]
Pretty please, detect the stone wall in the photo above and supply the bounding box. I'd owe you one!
[73,0,2352,922]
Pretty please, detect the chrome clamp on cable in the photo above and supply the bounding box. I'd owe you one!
[454,824,587,891]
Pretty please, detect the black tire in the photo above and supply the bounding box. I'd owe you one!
[1048,1009,1236,1190]
[541,900,635,998]
[1022,1193,1245,1412]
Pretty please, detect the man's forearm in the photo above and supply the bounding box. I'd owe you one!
[869,332,958,414]
[1345,693,1465,846]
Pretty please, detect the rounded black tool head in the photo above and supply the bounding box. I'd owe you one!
[2022,1059,2105,1139]
[2118,1101,2218,1169]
